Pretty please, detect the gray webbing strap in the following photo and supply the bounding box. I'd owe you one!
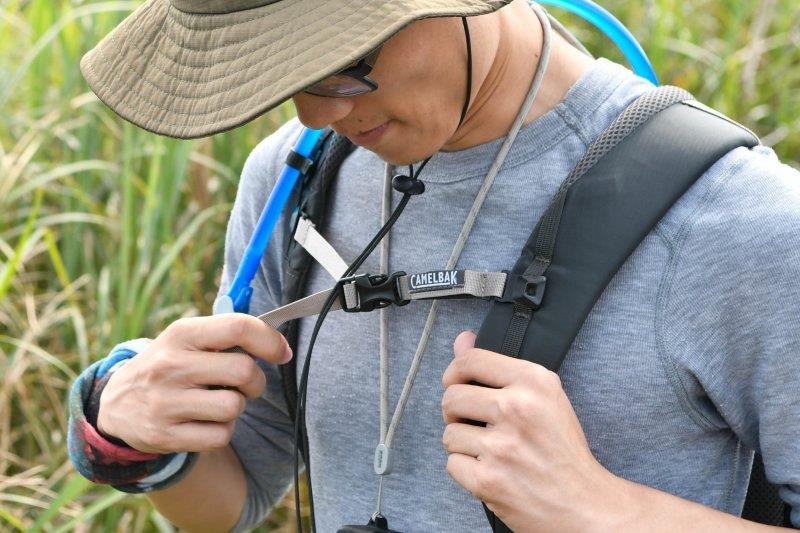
[255,270,508,329]
[255,288,340,329]
[399,271,507,301]
[293,216,349,280]
[342,270,507,309]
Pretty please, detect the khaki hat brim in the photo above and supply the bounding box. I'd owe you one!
[80,0,512,139]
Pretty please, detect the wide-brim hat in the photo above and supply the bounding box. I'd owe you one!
[80,0,512,139]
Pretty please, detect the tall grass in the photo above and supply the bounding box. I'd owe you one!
[0,0,798,530]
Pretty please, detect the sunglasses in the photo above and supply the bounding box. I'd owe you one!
[304,45,383,98]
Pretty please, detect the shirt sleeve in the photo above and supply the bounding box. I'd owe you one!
[660,145,800,526]
[216,119,308,532]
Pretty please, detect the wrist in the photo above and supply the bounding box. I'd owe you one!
[69,338,199,492]
[598,472,651,532]
[576,468,643,532]
[94,365,131,447]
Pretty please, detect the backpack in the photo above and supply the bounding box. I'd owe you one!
[272,86,788,529]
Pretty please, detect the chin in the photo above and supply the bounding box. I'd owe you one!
[362,123,445,167]
[369,145,440,168]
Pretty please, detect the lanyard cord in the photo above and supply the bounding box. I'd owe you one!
[294,4,553,530]
[293,170,425,532]
[372,2,554,519]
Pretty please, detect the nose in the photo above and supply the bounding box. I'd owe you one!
[292,93,355,129]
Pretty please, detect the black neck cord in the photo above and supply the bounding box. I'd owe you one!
[458,17,473,128]
[294,192,413,532]
[293,16,475,532]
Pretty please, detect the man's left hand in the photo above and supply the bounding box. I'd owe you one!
[441,330,626,532]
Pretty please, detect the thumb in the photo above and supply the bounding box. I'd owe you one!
[453,330,477,359]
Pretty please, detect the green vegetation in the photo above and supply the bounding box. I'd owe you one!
[1,0,797,529]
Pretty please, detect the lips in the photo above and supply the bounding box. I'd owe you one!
[357,124,381,135]
[350,121,391,146]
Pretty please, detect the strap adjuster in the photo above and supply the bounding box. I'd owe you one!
[497,272,546,310]
[285,149,314,175]
[341,272,409,313]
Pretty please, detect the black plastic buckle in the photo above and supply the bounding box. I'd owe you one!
[497,272,547,310]
[341,271,408,313]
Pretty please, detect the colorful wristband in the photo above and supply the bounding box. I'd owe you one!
[67,339,198,493]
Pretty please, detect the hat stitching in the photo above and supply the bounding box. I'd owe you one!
[85,0,510,136]
[98,3,444,113]
[167,0,308,30]
[156,1,399,91]
[96,1,178,126]
[159,3,460,61]
[98,5,388,108]
[105,2,493,105]
[88,0,503,97]
[156,0,375,71]
[165,0,496,31]
[163,0,498,56]
[91,24,368,129]
[165,0,343,47]
[170,0,283,16]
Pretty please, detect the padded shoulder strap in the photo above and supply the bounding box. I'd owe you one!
[278,131,355,422]
[477,88,759,370]
[478,88,759,533]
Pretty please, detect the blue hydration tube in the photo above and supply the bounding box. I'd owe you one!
[538,0,659,85]
[221,0,657,315]
[220,127,325,313]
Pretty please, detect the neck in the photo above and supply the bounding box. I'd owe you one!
[442,3,594,152]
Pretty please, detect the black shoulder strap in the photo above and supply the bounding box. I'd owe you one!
[744,453,792,526]
[476,87,759,366]
[271,92,784,530]
[477,87,770,532]
[278,130,354,425]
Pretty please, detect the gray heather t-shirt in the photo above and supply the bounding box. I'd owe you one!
[222,58,800,531]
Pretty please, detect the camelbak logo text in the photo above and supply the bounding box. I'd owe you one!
[409,270,465,293]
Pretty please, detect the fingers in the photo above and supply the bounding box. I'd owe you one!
[446,453,481,496]
[169,388,247,423]
[167,421,237,453]
[163,314,292,365]
[442,383,499,425]
[442,422,486,458]
[176,351,266,399]
[444,339,532,389]
[453,330,477,357]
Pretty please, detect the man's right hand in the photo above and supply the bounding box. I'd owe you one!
[96,314,293,454]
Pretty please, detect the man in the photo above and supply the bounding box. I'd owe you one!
[68,0,800,531]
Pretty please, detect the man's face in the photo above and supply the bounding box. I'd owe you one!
[292,17,469,166]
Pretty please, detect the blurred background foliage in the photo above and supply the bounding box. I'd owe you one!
[0,0,798,530]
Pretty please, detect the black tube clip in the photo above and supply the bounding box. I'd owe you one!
[392,174,425,195]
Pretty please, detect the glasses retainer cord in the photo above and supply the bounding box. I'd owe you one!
[294,184,420,533]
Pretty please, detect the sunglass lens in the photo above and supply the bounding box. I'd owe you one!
[305,74,373,97]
